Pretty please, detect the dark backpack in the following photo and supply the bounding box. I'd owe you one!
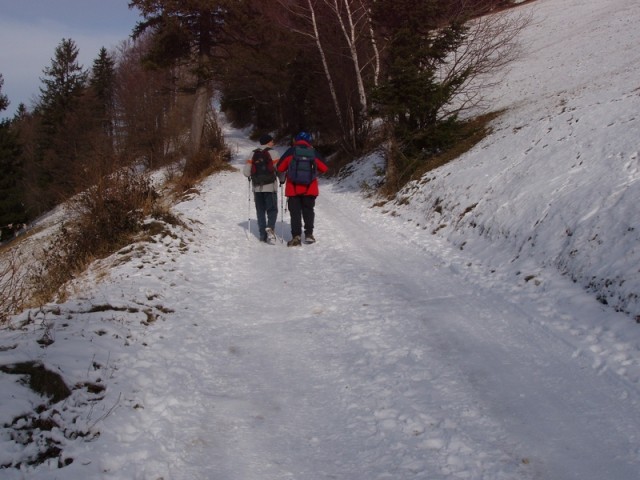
[287,146,317,185]
[250,148,276,186]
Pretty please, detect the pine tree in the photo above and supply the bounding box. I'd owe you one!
[0,75,26,240]
[130,0,229,171]
[35,38,89,206]
[372,0,468,142]
[0,74,8,113]
[90,47,116,137]
[38,38,88,123]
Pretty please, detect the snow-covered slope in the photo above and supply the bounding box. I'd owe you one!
[1,1,639,479]
[384,0,640,318]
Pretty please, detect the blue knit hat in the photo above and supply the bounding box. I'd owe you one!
[295,131,312,142]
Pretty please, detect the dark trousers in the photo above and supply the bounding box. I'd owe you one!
[254,191,278,240]
[288,195,316,238]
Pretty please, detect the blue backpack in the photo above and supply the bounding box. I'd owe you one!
[287,146,317,185]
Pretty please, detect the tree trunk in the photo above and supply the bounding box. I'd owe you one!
[190,82,209,155]
[330,0,368,113]
[365,2,380,87]
[307,0,345,136]
[385,126,398,193]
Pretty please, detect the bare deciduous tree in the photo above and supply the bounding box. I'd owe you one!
[438,8,531,120]
[113,37,176,167]
[277,0,347,139]
[129,0,229,174]
[324,0,369,113]
[277,0,385,151]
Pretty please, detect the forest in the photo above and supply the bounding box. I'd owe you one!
[0,0,528,316]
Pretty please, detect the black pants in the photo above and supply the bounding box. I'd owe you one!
[288,195,316,238]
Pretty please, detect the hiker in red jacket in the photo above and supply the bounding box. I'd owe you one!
[276,131,328,246]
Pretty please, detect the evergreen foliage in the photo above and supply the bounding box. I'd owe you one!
[89,47,116,137]
[0,0,524,239]
[372,1,469,153]
[0,74,26,240]
[0,74,8,113]
[364,0,521,192]
[218,11,316,136]
[38,39,88,122]
[32,39,89,209]
[0,118,26,240]
[130,0,232,178]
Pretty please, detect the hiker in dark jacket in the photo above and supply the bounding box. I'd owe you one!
[243,134,280,244]
[276,131,328,246]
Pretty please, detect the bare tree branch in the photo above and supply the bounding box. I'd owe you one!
[439,8,532,119]
[276,0,347,138]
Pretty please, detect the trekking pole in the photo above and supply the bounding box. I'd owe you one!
[247,179,252,239]
[279,182,285,243]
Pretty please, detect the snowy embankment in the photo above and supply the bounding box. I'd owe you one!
[383,0,640,318]
[1,0,640,479]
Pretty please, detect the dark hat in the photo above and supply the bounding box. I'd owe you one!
[295,131,312,142]
[259,134,273,145]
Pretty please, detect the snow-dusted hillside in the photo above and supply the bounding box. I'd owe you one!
[383,0,640,318]
[1,1,639,479]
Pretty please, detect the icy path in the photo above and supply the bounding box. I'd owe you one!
[8,145,638,480]
[106,156,639,480]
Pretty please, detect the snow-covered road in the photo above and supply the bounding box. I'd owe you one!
[65,112,636,479]
[3,123,638,480]
[148,139,639,479]
[2,0,640,478]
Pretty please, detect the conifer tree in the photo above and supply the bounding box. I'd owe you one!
[130,0,230,176]
[35,38,89,207]
[38,38,88,124]
[0,74,26,240]
[370,0,526,191]
[0,74,8,113]
[372,0,468,147]
[90,47,116,137]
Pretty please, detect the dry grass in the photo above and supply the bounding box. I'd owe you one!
[25,168,162,306]
[171,148,235,195]
[0,147,230,323]
[381,110,503,197]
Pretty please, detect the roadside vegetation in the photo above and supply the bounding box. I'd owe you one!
[0,0,529,323]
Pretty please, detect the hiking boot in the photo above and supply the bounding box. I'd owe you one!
[287,235,302,247]
[304,233,316,244]
[265,227,276,244]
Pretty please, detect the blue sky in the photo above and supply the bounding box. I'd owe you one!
[0,0,142,117]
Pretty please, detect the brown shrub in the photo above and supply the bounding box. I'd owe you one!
[27,168,158,304]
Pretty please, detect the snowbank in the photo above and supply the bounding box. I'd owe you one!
[382,0,640,318]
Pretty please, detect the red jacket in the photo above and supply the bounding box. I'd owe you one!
[277,140,328,197]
